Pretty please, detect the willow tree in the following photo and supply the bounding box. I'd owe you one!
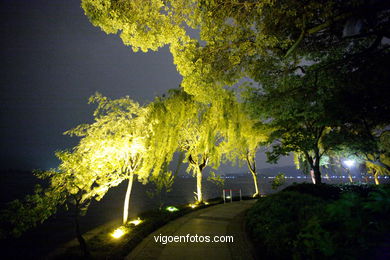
[66,93,172,224]
[221,94,270,197]
[153,89,227,203]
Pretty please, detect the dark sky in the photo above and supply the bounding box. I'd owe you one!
[0,0,293,171]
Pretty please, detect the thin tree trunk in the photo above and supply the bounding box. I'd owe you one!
[123,172,134,224]
[74,200,90,258]
[196,167,203,203]
[246,155,260,197]
[374,171,380,185]
[313,151,322,184]
[189,155,207,204]
[250,169,260,197]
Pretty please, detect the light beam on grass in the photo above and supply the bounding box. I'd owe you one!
[129,217,143,226]
[189,203,197,209]
[111,226,128,239]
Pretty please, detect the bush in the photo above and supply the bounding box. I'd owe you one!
[334,183,379,198]
[246,185,390,259]
[246,191,326,259]
[282,183,341,200]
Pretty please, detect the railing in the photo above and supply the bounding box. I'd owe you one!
[222,189,242,203]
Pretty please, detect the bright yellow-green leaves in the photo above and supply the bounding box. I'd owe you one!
[81,0,340,101]
[64,93,161,201]
[220,93,270,167]
[81,0,190,52]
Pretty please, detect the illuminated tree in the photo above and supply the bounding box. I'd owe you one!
[221,94,270,197]
[81,1,389,188]
[327,132,390,185]
[66,93,173,224]
[365,132,390,184]
[245,69,340,185]
[154,89,227,203]
[51,151,95,257]
[81,0,390,100]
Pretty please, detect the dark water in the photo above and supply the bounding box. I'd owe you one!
[1,171,388,258]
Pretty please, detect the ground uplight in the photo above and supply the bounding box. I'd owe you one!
[111,226,127,239]
[129,217,143,226]
[189,203,197,208]
[166,206,179,212]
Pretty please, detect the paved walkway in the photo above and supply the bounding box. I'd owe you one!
[126,200,257,260]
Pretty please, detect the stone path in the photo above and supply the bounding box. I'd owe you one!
[126,200,257,260]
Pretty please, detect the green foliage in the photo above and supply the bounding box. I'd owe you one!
[81,0,390,102]
[146,171,175,209]
[81,1,390,185]
[0,150,96,238]
[282,183,341,200]
[247,184,390,259]
[0,184,58,238]
[246,191,326,259]
[1,92,186,238]
[271,173,285,190]
[154,88,234,202]
[207,172,224,188]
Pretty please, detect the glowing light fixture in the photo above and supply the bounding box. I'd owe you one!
[129,217,143,226]
[226,196,231,199]
[189,203,197,209]
[166,206,179,212]
[204,202,209,205]
[111,226,127,239]
[343,160,355,168]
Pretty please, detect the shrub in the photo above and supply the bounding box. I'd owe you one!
[271,173,286,190]
[246,185,390,259]
[282,183,341,200]
[246,191,326,259]
[334,183,379,198]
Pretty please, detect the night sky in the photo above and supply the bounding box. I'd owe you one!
[0,0,293,171]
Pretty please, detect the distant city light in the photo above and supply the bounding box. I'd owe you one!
[343,159,355,167]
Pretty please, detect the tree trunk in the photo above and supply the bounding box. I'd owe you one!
[313,150,322,184]
[123,172,134,224]
[74,201,90,258]
[250,170,260,197]
[310,170,316,184]
[304,152,322,184]
[374,171,380,185]
[196,167,203,203]
[246,155,260,197]
[313,164,322,184]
